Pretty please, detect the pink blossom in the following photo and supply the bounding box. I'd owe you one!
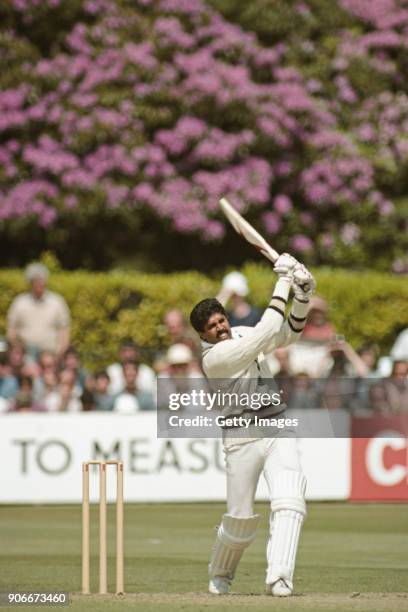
[273,195,293,214]
[263,212,282,235]
[340,223,360,245]
[291,234,314,252]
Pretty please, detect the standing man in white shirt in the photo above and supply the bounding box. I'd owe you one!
[7,263,70,360]
[189,254,315,597]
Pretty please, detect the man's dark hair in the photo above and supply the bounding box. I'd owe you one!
[64,346,79,358]
[94,370,110,381]
[190,298,227,333]
[120,337,138,350]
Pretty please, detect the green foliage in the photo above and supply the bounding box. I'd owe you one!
[0,265,405,369]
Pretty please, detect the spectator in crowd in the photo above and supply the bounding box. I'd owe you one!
[377,328,408,377]
[301,296,336,342]
[315,338,361,411]
[155,309,200,373]
[354,343,381,409]
[288,296,336,376]
[7,340,28,378]
[287,373,319,410]
[368,382,390,413]
[383,360,408,414]
[61,346,88,391]
[45,369,82,412]
[0,351,18,412]
[93,371,115,411]
[38,349,58,372]
[7,263,71,360]
[32,350,58,403]
[11,375,45,412]
[216,271,261,327]
[163,309,199,353]
[34,368,59,409]
[164,309,192,344]
[356,343,380,376]
[390,329,408,361]
[114,360,155,413]
[80,389,96,412]
[318,377,352,410]
[158,343,206,409]
[163,343,203,382]
[323,337,372,378]
[270,347,293,405]
[107,338,155,395]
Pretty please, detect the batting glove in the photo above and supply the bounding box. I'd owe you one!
[293,263,316,300]
[273,253,298,281]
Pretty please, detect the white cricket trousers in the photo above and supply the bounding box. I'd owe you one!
[225,436,302,516]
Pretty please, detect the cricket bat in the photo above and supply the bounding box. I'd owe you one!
[219,197,310,291]
[219,197,279,263]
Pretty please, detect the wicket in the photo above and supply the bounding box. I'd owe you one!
[82,460,124,595]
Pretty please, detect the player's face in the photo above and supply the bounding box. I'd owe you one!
[201,312,232,344]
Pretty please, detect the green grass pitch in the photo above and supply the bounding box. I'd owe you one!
[1,502,407,612]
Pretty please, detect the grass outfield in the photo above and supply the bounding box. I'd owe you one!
[1,503,407,612]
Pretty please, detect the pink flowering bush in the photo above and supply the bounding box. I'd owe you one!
[0,0,406,271]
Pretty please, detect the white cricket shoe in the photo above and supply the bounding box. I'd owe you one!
[266,579,293,597]
[209,576,231,595]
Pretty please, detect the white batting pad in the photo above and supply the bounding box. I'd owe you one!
[266,470,307,586]
[209,514,261,580]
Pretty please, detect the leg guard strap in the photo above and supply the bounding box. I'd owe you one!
[209,514,260,580]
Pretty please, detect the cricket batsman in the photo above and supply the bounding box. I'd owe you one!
[189,254,315,597]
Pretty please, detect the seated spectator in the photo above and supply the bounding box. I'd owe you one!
[368,382,390,413]
[45,369,82,412]
[317,374,357,411]
[383,360,408,414]
[217,271,261,327]
[7,262,71,360]
[93,371,115,411]
[354,343,381,409]
[11,375,45,412]
[107,339,155,395]
[0,351,18,412]
[8,340,28,378]
[34,368,59,408]
[61,346,88,391]
[158,344,205,408]
[80,389,96,412]
[114,361,155,413]
[32,350,58,403]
